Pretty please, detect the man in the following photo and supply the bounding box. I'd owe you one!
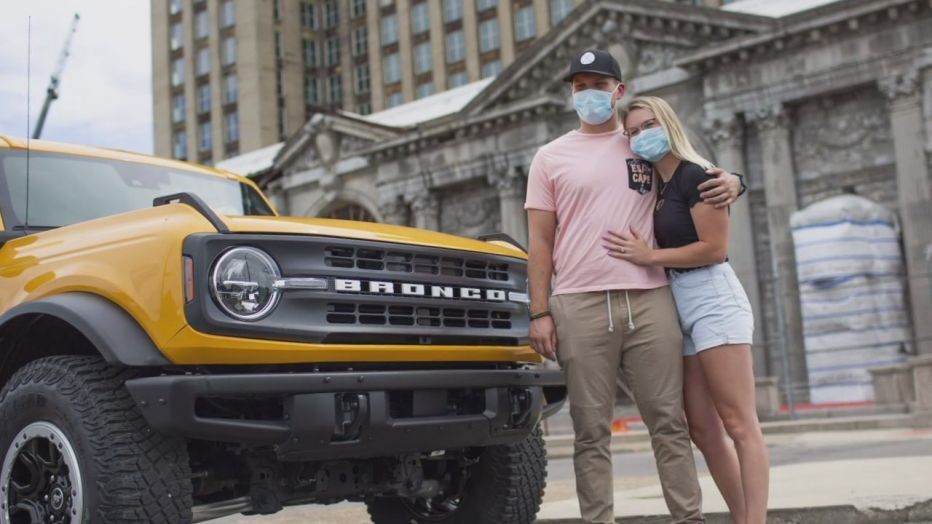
[525,49,742,524]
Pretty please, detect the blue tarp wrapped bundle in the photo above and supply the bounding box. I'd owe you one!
[791,195,910,403]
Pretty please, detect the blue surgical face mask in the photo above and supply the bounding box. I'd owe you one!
[572,89,616,125]
[630,127,671,162]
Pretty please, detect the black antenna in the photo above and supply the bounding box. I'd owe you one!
[24,16,31,235]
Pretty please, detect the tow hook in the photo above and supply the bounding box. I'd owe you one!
[334,393,368,441]
[509,388,532,428]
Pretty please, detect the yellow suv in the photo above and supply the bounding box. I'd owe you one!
[0,137,565,524]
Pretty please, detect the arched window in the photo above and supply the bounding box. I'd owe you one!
[323,202,376,222]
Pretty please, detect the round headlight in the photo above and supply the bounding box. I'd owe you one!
[210,247,282,321]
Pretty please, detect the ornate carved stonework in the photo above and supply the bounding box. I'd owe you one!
[704,114,744,149]
[636,43,680,77]
[408,193,439,216]
[439,186,500,235]
[378,198,409,226]
[484,154,525,198]
[792,89,894,180]
[314,131,340,167]
[746,104,788,132]
[878,69,919,101]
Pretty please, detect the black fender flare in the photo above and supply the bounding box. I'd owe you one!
[0,293,170,366]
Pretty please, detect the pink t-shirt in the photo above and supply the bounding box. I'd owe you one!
[525,127,668,295]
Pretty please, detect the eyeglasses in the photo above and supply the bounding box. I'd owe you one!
[624,119,659,138]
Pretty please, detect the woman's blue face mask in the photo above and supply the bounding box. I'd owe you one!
[572,89,616,125]
[630,127,671,163]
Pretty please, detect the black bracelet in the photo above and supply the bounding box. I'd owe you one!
[735,173,747,197]
[529,311,552,321]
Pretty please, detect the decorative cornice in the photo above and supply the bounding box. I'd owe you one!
[878,69,920,101]
[675,0,925,72]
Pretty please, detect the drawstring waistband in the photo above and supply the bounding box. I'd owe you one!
[606,291,615,333]
[606,291,636,332]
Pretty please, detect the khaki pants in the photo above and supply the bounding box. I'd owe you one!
[551,287,703,524]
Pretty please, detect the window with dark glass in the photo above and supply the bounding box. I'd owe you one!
[172,94,186,123]
[197,84,211,114]
[225,112,239,143]
[443,0,463,22]
[173,132,187,159]
[355,64,370,94]
[414,42,432,74]
[383,52,401,84]
[479,18,500,52]
[220,0,236,28]
[199,121,212,151]
[302,2,318,29]
[196,47,210,76]
[328,75,343,105]
[411,2,430,34]
[351,0,367,18]
[352,27,368,56]
[381,14,399,45]
[195,10,209,39]
[514,6,536,41]
[324,0,339,28]
[170,23,183,51]
[326,37,340,66]
[223,74,238,104]
[446,30,465,63]
[550,0,573,24]
[304,39,319,66]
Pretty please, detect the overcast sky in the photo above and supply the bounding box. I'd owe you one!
[0,1,153,154]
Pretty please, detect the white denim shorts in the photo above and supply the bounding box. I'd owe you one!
[668,262,754,356]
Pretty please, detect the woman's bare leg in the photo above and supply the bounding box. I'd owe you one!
[683,355,746,523]
[698,345,770,524]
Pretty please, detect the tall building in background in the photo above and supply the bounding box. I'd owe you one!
[151,0,725,163]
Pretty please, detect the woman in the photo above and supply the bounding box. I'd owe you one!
[603,96,769,524]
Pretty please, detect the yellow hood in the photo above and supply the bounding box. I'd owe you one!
[224,216,526,259]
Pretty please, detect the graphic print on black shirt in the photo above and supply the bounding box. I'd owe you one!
[653,160,716,250]
[626,158,653,195]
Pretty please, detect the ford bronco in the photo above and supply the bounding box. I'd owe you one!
[0,136,565,523]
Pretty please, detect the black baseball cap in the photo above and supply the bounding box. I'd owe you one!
[562,49,623,83]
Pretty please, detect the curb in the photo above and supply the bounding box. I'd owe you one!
[544,414,923,459]
[538,499,932,523]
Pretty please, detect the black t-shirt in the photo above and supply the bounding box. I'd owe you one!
[653,160,716,251]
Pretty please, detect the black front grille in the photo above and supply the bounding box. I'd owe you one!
[324,246,510,282]
[327,303,513,330]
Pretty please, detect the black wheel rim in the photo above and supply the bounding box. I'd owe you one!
[1,422,83,524]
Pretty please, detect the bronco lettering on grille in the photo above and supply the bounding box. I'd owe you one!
[334,279,507,302]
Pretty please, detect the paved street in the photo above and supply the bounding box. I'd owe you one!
[209,427,932,523]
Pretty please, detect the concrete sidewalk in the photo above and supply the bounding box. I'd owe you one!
[538,428,932,523]
[543,413,921,459]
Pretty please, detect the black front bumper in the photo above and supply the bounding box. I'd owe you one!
[125,368,566,461]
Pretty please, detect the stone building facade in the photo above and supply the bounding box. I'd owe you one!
[262,0,932,395]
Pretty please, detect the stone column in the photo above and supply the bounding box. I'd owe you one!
[378,197,409,226]
[880,69,932,355]
[708,115,767,377]
[747,104,809,402]
[409,193,440,231]
[487,165,528,249]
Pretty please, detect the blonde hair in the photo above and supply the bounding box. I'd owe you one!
[620,96,714,169]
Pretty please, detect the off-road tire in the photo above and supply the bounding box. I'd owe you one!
[366,425,547,524]
[0,356,192,523]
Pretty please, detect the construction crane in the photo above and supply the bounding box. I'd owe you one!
[32,13,80,139]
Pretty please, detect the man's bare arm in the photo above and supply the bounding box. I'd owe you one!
[527,209,558,361]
